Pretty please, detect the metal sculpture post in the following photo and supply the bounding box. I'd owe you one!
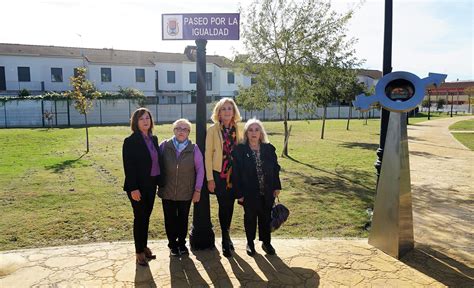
[353,71,447,258]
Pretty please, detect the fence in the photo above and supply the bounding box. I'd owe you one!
[0,99,385,128]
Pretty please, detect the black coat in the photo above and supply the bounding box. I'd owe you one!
[232,143,282,208]
[122,131,160,193]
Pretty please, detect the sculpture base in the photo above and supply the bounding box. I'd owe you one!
[368,112,414,259]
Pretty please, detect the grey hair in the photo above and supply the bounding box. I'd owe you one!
[243,118,269,144]
[172,118,192,131]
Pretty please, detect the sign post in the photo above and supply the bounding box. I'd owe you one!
[162,13,240,250]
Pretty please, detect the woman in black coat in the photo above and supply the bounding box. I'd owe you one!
[232,118,281,256]
[122,108,161,266]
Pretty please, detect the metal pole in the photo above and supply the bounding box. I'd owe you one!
[375,0,393,179]
[54,100,58,126]
[450,93,454,117]
[155,95,159,123]
[99,100,103,125]
[3,102,7,128]
[427,89,431,120]
[190,39,215,250]
[41,100,45,128]
[67,99,71,127]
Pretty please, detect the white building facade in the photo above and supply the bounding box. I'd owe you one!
[0,43,380,104]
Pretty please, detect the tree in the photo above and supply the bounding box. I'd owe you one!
[65,67,101,153]
[239,0,357,156]
[465,86,474,114]
[436,98,446,110]
[235,82,271,113]
[340,75,370,130]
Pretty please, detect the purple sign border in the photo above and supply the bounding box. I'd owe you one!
[162,13,240,40]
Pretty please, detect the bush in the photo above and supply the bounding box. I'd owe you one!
[18,88,30,97]
[117,87,144,98]
[437,99,446,110]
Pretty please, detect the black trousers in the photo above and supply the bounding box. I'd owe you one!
[213,171,235,238]
[244,195,272,245]
[162,199,192,249]
[127,183,157,254]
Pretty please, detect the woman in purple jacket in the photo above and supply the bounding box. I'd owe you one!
[122,108,161,266]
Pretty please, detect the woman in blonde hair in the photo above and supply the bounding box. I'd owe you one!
[232,118,281,256]
[205,97,242,257]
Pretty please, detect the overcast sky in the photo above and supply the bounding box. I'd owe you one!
[1,0,472,81]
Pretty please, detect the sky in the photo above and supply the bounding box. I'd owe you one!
[1,0,472,82]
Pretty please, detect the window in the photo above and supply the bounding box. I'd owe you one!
[167,71,175,83]
[18,67,31,82]
[189,71,197,84]
[168,96,176,104]
[51,68,63,82]
[135,68,145,82]
[101,68,112,82]
[206,72,212,91]
[227,71,235,84]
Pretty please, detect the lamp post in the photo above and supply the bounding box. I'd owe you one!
[189,39,215,250]
[375,0,393,179]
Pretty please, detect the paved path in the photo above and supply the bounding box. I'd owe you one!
[408,116,473,263]
[1,116,473,287]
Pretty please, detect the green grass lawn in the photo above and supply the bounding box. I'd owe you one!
[0,119,382,251]
[449,119,474,151]
[449,118,474,131]
[407,111,467,125]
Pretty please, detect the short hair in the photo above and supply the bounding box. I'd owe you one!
[130,108,154,134]
[243,118,269,144]
[210,97,242,123]
[173,118,192,131]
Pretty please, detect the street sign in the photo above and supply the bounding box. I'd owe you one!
[162,13,240,40]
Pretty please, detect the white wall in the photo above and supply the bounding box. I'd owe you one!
[0,55,83,92]
[87,64,155,96]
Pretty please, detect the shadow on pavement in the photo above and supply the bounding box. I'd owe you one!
[401,245,474,287]
[193,248,233,287]
[170,255,209,287]
[254,253,320,286]
[135,264,157,287]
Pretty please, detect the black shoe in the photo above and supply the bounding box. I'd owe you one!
[170,247,180,256]
[178,245,189,255]
[246,244,256,256]
[262,243,276,255]
[222,242,232,257]
[222,230,235,251]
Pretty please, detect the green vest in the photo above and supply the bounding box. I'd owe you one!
[158,139,196,201]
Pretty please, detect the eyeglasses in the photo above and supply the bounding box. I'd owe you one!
[174,127,190,133]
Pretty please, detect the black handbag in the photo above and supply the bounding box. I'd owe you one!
[271,197,289,232]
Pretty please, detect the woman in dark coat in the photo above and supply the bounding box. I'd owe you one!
[232,118,281,256]
[122,108,160,266]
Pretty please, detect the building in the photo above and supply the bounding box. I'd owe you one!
[0,43,381,104]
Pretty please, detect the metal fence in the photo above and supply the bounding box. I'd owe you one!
[0,99,386,128]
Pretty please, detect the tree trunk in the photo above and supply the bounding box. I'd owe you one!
[85,113,89,153]
[346,102,352,130]
[321,106,327,139]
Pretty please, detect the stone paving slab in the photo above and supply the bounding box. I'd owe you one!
[1,238,472,287]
